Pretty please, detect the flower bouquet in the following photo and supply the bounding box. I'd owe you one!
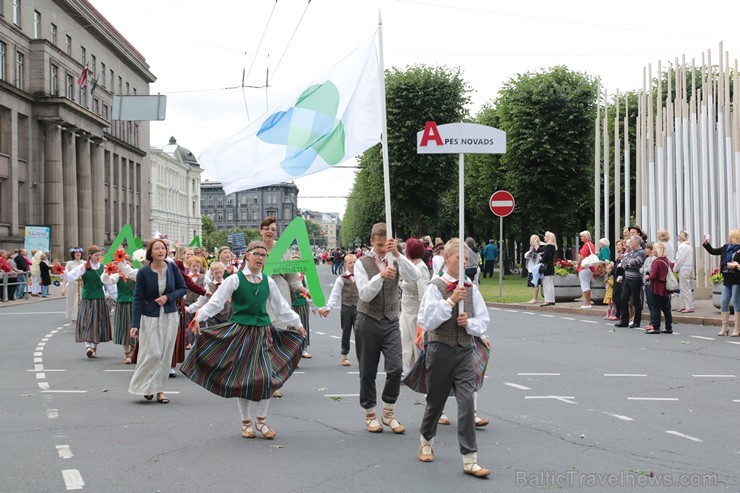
[710,268,723,284]
[592,261,607,278]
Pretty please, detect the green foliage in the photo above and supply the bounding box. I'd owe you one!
[201,215,260,253]
[305,219,327,248]
[344,65,470,240]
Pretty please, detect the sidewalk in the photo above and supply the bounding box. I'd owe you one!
[489,296,725,327]
[0,283,65,309]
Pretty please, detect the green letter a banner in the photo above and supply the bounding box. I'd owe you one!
[103,223,144,267]
[263,216,325,307]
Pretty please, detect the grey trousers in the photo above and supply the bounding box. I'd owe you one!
[355,313,403,410]
[419,342,477,455]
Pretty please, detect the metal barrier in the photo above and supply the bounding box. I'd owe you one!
[1,272,27,302]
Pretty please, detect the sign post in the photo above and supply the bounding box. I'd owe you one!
[489,190,515,297]
[418,121,506,311]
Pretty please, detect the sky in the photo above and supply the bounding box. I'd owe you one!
[91,0,740,218]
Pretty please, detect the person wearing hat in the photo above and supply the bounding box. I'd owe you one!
[61,248,85,322]
[63,245,112,358]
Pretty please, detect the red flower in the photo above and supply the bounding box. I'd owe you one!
[52,265,65,275]
[114,248,128,263]
[104,262,118,275]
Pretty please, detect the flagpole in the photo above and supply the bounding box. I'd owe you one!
[459,152,465,313]
[377,12,393,236]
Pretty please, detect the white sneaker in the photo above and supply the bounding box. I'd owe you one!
[579,304,592,309]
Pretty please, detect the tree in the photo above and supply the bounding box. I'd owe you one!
[494,66,598,251]
[343,65,470,240]
[201,215,226,253]
[305,219,327,248]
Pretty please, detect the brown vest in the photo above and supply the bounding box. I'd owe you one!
[356,256,400,321]
[427,277,474,348]
[341,276,359,307]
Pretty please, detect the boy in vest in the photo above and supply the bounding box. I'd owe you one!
[354,223,420,433]
[319,254,359,366]
[417,238,491,478]
[187,262,233,327]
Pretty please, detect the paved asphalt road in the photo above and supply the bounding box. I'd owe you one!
[1,265,738,492]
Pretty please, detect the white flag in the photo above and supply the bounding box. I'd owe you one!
[199,36,382,195]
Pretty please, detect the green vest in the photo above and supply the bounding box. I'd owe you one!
[291,276,308,307]
[116,277,135,303]
[230,271,271,326]
[81,266,105,299]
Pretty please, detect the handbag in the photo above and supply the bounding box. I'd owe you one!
[660,259,679,291]
[581,254,600,268]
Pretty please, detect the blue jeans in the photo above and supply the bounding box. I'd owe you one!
[41,284,49,297]
[720,284,739,313]
[15,274,27,298]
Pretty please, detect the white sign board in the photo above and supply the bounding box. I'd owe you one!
[112,95,167,121]
[416,122,506,154]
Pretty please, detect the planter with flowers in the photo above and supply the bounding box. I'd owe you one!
[589,262,607,305]
[553,259,581,302]
[711,268,735,313]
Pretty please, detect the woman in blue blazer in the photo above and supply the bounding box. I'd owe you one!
[128,239,187,403]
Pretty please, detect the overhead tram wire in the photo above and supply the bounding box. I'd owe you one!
[267,0,312,85]
[242,0,280,122]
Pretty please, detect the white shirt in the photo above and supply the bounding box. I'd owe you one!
[673,241,694,272]
[322,273,354,312]
[194,267,302,329]
[64,261,101,282]
[431,255,444,275]
[354,250,420,303]
[418,271,489,338]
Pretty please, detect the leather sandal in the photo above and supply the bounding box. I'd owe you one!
[144,395,153,401]
[463,464,491,478]
[475,417,490,427]
[381,413,406,434]
[365,413,383,433]
[241,420,256,439]
[437,414,451,425]
[86,348,94,358]
[418,442,434,462]
[255,418,276,439]
[157,393,169,404]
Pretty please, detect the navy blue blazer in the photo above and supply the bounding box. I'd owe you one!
[132,261,187,328]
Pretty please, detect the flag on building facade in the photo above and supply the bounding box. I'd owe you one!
[199,36,382,195]
[77,64,89,87]
[90,78,98,96]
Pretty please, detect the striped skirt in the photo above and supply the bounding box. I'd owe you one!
[171,298,187,365]
[292,304,310,346]
[114,302,133,346]
[180,323,304,401]
[75,298,112,344]
[402,336,490,395]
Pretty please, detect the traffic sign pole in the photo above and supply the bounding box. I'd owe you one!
[489,190,515,298]
[499,215,503,297]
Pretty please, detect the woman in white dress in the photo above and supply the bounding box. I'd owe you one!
[129,239,187,403]
[399,238,431,374]
[61,248,85,322]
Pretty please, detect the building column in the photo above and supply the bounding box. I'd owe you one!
[44,124,64,259]
[62,131,79,250]
[77,137,93,247]
[90,142,105,245]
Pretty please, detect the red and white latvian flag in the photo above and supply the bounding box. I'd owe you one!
[77,64,89,88]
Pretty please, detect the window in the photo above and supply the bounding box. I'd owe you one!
[66,74,74,100]
[92,98,98,114]
[252,196,258,204]
[217,197,223,206]
[50,23,57,45]
[240,195,247,205]
[80,83,86,107]
[227,211,233,221]
[240,211,247,220]
[90,55,95,77]
[217,212,224,222]
[252,211,258,221]
[15,52,23,89]
[208,197,214,205]
[102,104,108,120]
[117,75,122,95]
[12,0,20,26]
[33,10,40,38]
[100,62,105,87]
[65,35,71,55]
[109,69,113,89]
[125,82,129,95]
[0,42,5,81]
[284,208,291,220]
[50,63,57,95]
[80,46,86,65]
[133,87,136,95]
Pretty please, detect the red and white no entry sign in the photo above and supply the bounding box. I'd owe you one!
[489,190,515,217]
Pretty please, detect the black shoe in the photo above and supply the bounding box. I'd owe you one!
[628,322,640,329]
[645,329,660,334]
[614,323,629,328]
[661,329,673,334]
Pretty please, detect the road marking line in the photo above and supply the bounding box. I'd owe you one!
[62,469,84,490]
[580,320,599,324]
[540,314,556,318]
[521,311,536,315]
[602,412,634,421]
[330,335,341,339]
[38,382,50,390]
[63,323,71,327]
[34,352,43,357]
[628,397,679,401]
[726,341,740,345]
[27,369,64,372]
[47,409,59,419]
[293,371,306,375]
[733,400,740,403]
[692,374,735,378]
[36,373,46,380]
[34,358,43,363]
[691,335,715,341]
[504,382,532,390]
[0,311,66,315]
[490,307,501,311]
[560,317,575,321]
[41,338,50,342]
[36,347,44,352]
[42,390,87,393]
[56,445,74,459]
[38,342,46,347]
[504,309,519,313]
[524,395,576,404]
[103,369,135,372]
[315,331,326,335]
[347,371,386,375]
[518,373,560,376]
[604,373,647,377]
[324,394,360,398]
[665,430,703,442]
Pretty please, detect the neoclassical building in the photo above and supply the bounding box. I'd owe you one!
[200,181,299,233]
[0,0,154,258]
[150,137,202,245]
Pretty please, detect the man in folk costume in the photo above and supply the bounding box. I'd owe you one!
[63,245,113,358]
[354,223,420,433]
[182,241,306,439]
[319,253,359,366]
[416,238,491,478]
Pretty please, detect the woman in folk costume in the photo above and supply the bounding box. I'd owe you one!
[101,248,138,364]
[290,252,315,359]
[128,239,187,403]
[399,238,431,374]
[181,241,306,439]
[410,239,492,478]
[259,217,309,396]
[61,248,85,322]
[63,245,113,358]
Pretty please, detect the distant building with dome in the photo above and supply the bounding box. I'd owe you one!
[149,137,203,245]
